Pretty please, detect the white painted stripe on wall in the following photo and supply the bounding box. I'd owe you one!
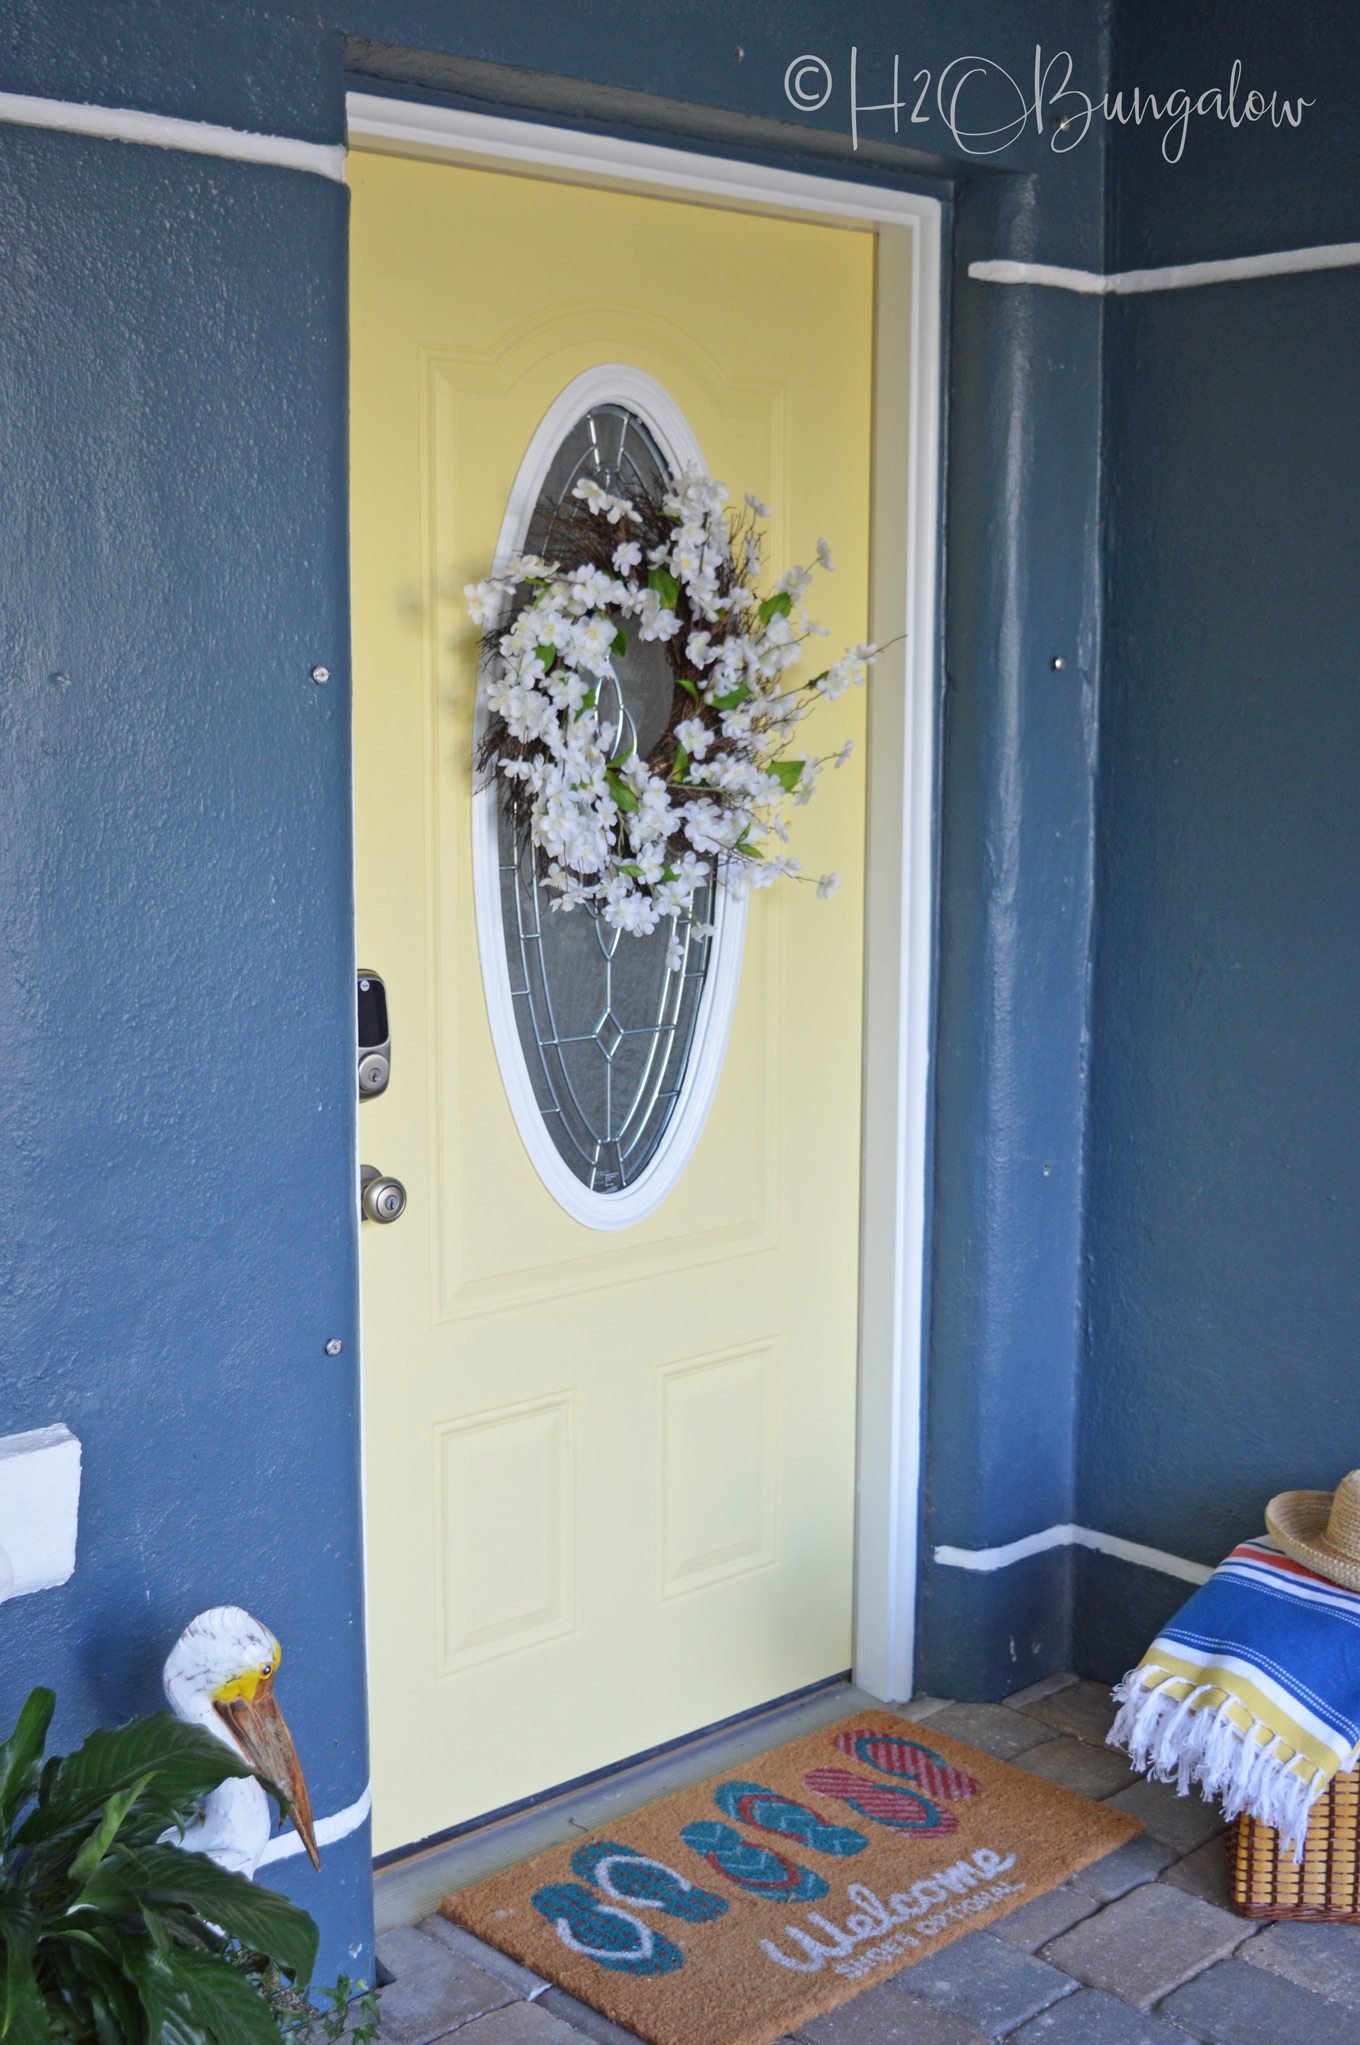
[257,1784,372,1865]
[969,243,1360,297]
[0,89,346,180]
[934,1523,1214,1585]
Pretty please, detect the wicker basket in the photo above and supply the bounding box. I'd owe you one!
[1227,1765,1360,1919]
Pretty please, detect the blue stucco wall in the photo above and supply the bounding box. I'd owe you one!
[917,167,1105,1700]
[0,0,1128,1957]
[1076,0,1360,1679]
[0,119,369,1981]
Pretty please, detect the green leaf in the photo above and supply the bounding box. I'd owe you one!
[68,1774,153,1888]
[54,1716,253,1812]
[18,1715,260,1852]
[734,827,763,858]
[574,684,597,721]
[611,625,627,657]
[709,683,751,713]
[767,760,805,793]
[123,1941,283,2045]
[617,863,642,878]
[0,1689,54,1836]
[604,770,639,815]
[672,744,689,782]
[0,1966,50,2045]
[534,643,556,672]
[758,590,792,626]
[0,1893,44,2045]
[646,567,679,608]
[164,1947,286,2045]
[674,675,699,704]
[84,1847,318,1985]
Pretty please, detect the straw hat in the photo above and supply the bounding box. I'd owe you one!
[1266,1471,1360,1592]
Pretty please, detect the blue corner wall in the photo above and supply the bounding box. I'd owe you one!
[0,118,369,1982]
[1076,0,1360,1679]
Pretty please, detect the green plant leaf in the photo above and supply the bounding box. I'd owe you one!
[709,683,751,713]
[534,644,556,672]
[646,567,679,609]
[53,1716,254,1811]
[758,590,792,625]
[0,1893,44,2045]
[616,863,642,878]
[604,770,639,814]
[574,684,597,720]
[83,1847,318,1984]
[0,1689,54,1836]
[672,744,689,782]
[611,625,627,657]
[67,1774,154,1888]
[767,760,805,793]
[164,1947,286,2045]
[674,675,699,704]
[0,1966,50,2045]
[124,1940,273,2045]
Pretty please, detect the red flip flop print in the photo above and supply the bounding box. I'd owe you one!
[803,1765,960,1834]
[832,1729,981,1804]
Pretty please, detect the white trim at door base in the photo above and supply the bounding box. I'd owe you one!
[0,87,345,179]
[347,93,943,1705]
[934,1523,1213,1586]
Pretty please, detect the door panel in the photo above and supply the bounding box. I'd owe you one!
[350,150,876,1853]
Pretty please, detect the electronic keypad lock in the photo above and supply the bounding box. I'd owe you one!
[357,969,390,1098]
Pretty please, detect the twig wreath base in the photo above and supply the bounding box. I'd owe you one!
[467,467,876,970]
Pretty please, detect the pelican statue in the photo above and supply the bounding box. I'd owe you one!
[163,1606,320,1879]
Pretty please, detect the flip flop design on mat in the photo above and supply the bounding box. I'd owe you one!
[570,1840,728,1921]
[803,1765,960,1835]
[832,1729,981,1805]
[679,1819,830,1903]
[712,1780,867,1857]
[531,1883,685,1975]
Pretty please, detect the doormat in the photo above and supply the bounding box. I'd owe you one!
[441,1712,1141,2045]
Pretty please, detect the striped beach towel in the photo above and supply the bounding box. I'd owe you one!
[1109,1535,1360,1855]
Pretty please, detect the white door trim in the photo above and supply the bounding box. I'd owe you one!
[346,92,942,1705]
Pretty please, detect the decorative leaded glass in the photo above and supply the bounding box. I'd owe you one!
[494,405,715,1194]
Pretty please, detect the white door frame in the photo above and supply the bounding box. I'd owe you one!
[345,90,943,1706]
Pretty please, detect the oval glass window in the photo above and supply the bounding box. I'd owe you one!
[472,367,747,1230]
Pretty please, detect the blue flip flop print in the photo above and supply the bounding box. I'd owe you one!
[570,1840,727,1921]
[712,1780,867,1857]
[531,1883,684,1974]
[680,1819,829,1902]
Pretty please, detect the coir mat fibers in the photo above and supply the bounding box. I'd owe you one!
[442,1712,1142,2045]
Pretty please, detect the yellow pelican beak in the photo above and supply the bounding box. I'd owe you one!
[214,1674,321,1871]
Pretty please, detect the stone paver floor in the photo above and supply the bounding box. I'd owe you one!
[373,1675,1360,2044]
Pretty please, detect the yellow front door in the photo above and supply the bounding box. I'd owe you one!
[349,148,877,1855]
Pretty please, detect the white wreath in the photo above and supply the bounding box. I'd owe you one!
[467,467,875,970]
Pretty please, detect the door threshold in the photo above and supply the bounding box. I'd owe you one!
[374,1672,902,1933]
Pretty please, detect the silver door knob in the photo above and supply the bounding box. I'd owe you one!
[360,1164,407,1223]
